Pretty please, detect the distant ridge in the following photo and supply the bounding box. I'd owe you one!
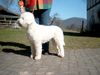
[52,17,87,31]
[63,17,87,31]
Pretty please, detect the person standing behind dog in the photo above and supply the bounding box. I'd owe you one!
[19,0,52,54]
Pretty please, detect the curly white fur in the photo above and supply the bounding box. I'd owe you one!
[17,12,65,60]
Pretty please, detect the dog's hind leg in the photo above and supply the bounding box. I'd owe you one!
[55,39,64,58]
[57,45,64,58]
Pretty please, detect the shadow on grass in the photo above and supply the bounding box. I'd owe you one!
[0,41,31,57]
[3,48,31,57]
[0,41,58,57]
[64,31,100,37]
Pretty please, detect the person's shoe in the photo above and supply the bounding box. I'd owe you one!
[42,51,50,55]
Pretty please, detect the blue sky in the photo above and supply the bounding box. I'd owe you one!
[50,0,87,20]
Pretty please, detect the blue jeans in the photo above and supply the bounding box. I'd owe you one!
[33,9,51,25]
[33,9,51,54]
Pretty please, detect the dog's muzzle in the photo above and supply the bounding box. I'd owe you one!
[17,20,22,27]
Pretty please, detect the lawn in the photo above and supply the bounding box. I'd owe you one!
[0,28,100,52]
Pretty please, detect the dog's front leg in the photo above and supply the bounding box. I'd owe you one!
[30,44,35,59]
[34,42,42,60]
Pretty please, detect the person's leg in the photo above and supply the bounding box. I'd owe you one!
[33,10,39,24]
[39,9,51,54]
[39,9,51,25]
[33,9,51,54]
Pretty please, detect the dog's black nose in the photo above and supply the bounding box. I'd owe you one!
[17,20,22,27]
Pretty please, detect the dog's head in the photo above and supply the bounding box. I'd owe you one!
[18,12,36,28]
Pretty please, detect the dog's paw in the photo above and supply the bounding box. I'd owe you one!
[34,56,41,60]
[58,53,64,58]
[30,55,33,59]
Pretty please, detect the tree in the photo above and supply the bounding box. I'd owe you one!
[50,13,59,25]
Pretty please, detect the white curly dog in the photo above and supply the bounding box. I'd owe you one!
[17,12,65,60]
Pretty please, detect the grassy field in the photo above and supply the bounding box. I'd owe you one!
[0,28,100,52]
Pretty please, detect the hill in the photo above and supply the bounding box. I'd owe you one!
[52,17,87,32]
[63,17,87,31]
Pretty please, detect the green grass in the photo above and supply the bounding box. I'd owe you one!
[0,28,29,52]
[0,28,100,52]
[64,35,100,49]
[0,28,28,43]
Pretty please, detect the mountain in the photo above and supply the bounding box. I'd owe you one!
[63,17,87,31]
[52,17,87,31]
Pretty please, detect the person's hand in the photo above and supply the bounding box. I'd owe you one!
[19,0,25,13]
[20,6,25,13]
